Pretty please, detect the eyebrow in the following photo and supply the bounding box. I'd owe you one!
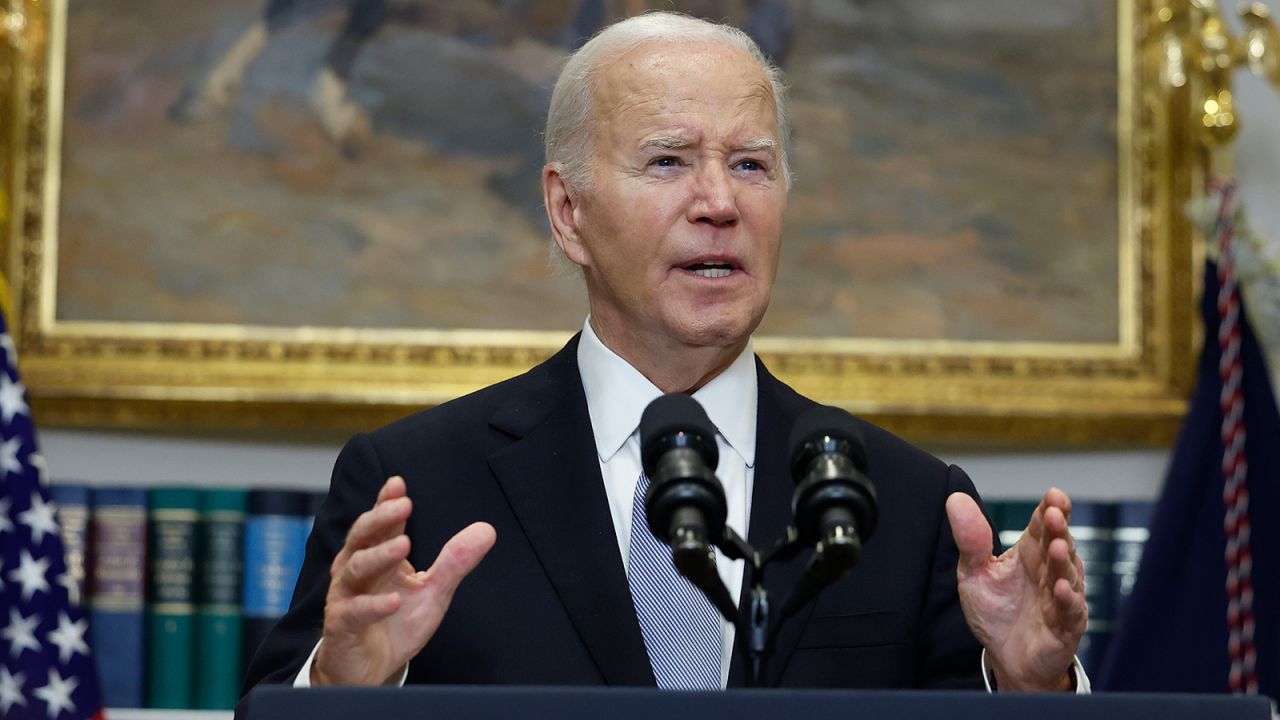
[639,135,691,150]
[638,136,777,152]
[739,138,776,153]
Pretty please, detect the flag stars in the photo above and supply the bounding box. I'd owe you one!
[33,667,78,719]
[8,549,51,601]
[2,607,41,658]
[0,332,16,368]
[56,570,82,608]
[1,435,23,477]
[0,666,26,714]
[47,612,90,665]
[0,496,13,535]
[0,373,28,424]
[28,451,49,486]
[18,493,60,545]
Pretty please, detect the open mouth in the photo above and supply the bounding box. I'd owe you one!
[683,261,736,278]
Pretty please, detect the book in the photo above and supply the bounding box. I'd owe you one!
[1112,501,1156,618]
[89,487,148,709]
[242,490,311,671]
[50,482,92,608]
[1069,501,1117,677]
[147,487,201,708]
[195,488,248,710]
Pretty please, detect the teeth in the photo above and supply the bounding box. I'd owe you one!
[693,267,733,278]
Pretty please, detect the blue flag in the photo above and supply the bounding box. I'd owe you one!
[0,310,105,719]
[1098,260,1280,697]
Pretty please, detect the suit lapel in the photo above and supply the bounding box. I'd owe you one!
[727,359,820,687]
[486,337,654,686]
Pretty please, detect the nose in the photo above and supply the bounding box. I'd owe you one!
[687,163,739,227]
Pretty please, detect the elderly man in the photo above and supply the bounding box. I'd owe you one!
[239,12,1087,702]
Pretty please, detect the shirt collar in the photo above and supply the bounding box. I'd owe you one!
[577,318,758,467]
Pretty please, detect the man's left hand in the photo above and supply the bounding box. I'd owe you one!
[945,487,1087,691]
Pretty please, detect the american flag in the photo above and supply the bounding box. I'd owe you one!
[0,312,104,719]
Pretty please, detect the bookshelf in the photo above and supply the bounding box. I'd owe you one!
[40,431,1170,715]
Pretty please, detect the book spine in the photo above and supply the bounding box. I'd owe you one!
[50,482,92,609]
[242,490,309,671]
[195,489,248,710]
[1068,502,1116,677]
[90,487,148,709]
[147,488,201,708]
[1113,501,1155,618]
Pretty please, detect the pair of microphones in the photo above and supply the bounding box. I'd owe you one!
[639,393,879,622]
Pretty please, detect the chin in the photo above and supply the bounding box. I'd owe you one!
[669,307,763,349]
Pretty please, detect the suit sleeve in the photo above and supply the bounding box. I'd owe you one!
[915,463,997,689]
[237,433,389,700]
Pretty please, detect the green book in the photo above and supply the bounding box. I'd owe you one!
[147,487,200,709]
[195,488,247,710]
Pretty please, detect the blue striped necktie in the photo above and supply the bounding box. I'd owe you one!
[627,472,722,690]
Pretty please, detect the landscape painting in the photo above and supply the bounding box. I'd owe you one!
[55,0,1119,343]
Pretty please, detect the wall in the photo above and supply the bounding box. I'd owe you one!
[40,427,1172,503]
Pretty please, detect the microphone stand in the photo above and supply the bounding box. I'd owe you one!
[673,524,860,688]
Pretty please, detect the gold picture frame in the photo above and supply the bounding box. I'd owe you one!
[1,0,1201,445]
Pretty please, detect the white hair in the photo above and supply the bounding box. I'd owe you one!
[543,11,793,193]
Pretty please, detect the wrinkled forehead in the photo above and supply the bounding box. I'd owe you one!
[590,40,779,139]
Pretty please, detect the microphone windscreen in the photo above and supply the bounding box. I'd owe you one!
[639,393,719,472]
[787,405,868,474]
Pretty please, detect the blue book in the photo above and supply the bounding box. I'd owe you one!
[242,490,311,671]
[50,482,92,608]
[89,487,148,709]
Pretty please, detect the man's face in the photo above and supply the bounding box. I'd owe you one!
[564,41,787,353]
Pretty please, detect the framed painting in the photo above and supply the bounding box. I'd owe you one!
[0,0,1201,445]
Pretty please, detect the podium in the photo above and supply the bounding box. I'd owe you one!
[241,685,1273,720]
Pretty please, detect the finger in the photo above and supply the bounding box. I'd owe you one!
[1025,487,1071,543]
[350,477,409,553]
[335,535,412,596]
[945,492,993,571]
[1046,487,1073,524]
[376,475,407,504]
[329,591,404,632]
[1053,577,1089,629]
[1039,505,1072,550]
[1046,537,1079,592]
[420,522,498,596]
[343,495,413,557]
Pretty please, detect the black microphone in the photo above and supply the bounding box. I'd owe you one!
[639,393,737,621]
[640,393,727,552]
[788,405,878,572]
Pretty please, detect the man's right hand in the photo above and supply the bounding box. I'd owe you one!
[312,475,497,686]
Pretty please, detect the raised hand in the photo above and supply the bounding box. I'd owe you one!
[945,487,1087,691]
[312,475,496,686]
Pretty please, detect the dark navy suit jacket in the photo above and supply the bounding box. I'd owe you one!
[240,335,986,700]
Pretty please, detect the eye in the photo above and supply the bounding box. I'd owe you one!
[651,156,681,168]
[735,158,767,173]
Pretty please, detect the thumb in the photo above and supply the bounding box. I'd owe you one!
[422,522,497,593]
[946,492,993,570]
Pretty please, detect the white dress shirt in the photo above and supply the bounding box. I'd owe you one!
[295,318,1089,692]
[577,318,756,687]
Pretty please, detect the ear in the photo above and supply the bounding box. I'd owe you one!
[542,164,592,268]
